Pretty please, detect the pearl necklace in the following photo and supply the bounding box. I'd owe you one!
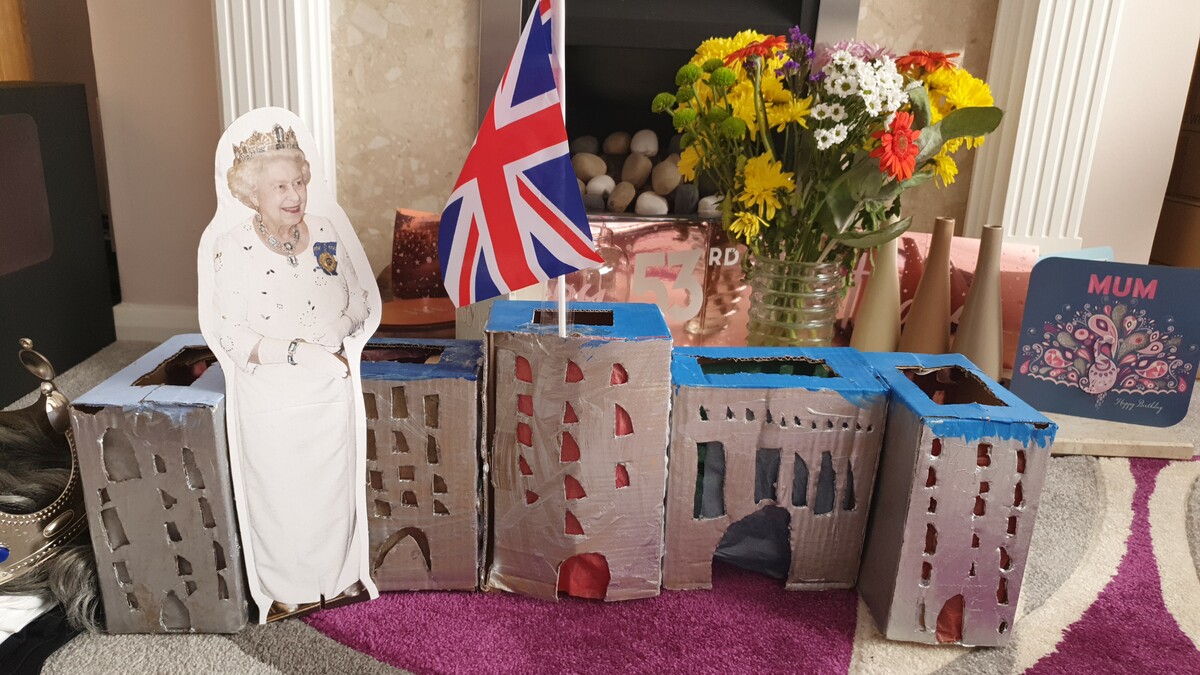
[256,215,301,267]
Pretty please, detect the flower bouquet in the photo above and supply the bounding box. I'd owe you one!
[652,29,1002,346]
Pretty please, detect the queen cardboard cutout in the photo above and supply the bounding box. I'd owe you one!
[197,108,381,622]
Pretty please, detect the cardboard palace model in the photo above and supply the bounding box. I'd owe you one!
[69,335,249,633]
[857,353,1057,647]
[360,338,485,591]
[663,347,890,591]
[485,300,672,601]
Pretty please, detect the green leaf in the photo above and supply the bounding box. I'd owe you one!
[832,215,913,249]
[908,84,932,129]
[916,106,1003,164]
[939,106,1003,141]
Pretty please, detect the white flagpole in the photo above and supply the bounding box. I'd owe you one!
[552,0,568,338]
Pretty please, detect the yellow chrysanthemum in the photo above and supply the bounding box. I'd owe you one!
[931,152,958,187]
[925,68,993,149]
[727,80,759,134]
[691,31,768,67]
[759,72,790,104]
[737,153,795,220]
[768,95,813,131]
[692,30,786,82]
[678,146,701,182]
[729,211,768,242]
[944,69,994,109]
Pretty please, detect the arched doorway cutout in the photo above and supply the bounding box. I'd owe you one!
[374,526,432,577]
[557,552,610,600]
[713,505,793,580]
[936,594,965,643]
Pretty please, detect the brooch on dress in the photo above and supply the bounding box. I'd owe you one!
[314,241,338,276]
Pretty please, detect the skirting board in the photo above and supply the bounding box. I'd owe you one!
[112,302,200,342]
[1047,394,1200,460]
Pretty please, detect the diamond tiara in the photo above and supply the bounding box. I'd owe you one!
[232,124,300,165]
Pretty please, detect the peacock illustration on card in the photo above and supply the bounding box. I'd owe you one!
[1017,302,1196,406]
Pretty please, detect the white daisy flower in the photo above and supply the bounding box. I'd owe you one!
[826,102,847,122]
[827,75,858,97]
[813,128,835,150]
[829,123,849,144]
[831,50,853,67]
[863,95,883,117]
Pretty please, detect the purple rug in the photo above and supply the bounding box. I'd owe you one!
[306,563,858,673]
[1028,459,1200,674]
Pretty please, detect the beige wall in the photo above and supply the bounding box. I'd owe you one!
[24,0,108,214]
[87,0,222,307]
[859,0,1000,234]
[331,0,481,277]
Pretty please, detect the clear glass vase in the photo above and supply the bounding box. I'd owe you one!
[745,257,845,347]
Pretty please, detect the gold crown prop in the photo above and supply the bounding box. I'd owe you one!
[0,340,87,586]
[232,124,300,165]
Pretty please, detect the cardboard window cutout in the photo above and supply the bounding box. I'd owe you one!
[197,108,381,622]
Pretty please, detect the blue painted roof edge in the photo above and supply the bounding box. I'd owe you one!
[671,347,888,393]
[485,300,671,341]
[862,352,1057,447]
[360,338,484,382]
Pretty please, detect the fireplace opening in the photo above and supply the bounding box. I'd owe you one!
[543,0,821,141]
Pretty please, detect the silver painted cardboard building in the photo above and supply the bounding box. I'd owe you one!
[69,335,249,633]
[485,300,672,602]
[360,338,485,591]
[663,347,890,590]
[858,353,1057,647]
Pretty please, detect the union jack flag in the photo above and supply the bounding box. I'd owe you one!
[438,0,602,307]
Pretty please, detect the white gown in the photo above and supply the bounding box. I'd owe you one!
[211,215,370,604]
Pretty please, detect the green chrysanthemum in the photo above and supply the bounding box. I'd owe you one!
[675,64,703,86]
[704,106,731,124]
[651,92,677,114]
[709,67,737,89]
[702,58,724,73]
[676,85,695,102]
[672,108,699,129]
[720,116,747,140]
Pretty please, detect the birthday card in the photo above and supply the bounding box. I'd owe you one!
[1010,258,1200,427]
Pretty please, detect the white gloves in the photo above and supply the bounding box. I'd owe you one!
[313,315,357,350]
[256,338,348,379]
[293,341,349,379]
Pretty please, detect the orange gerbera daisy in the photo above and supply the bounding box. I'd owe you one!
[724,35,788,65]
[896,50,961,72]
[870,112,921,181]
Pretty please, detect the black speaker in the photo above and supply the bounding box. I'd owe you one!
[0,82,115,405]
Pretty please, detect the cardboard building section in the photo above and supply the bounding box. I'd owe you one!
[69,335,249,633]
[858,353,1057,648]
[360,338,484,591]
[485,301,672,602]
[664,348,890,591]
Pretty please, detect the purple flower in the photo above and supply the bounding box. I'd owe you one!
[809,71,826,83]
[782,59,802,72]
[788,25,803,43]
